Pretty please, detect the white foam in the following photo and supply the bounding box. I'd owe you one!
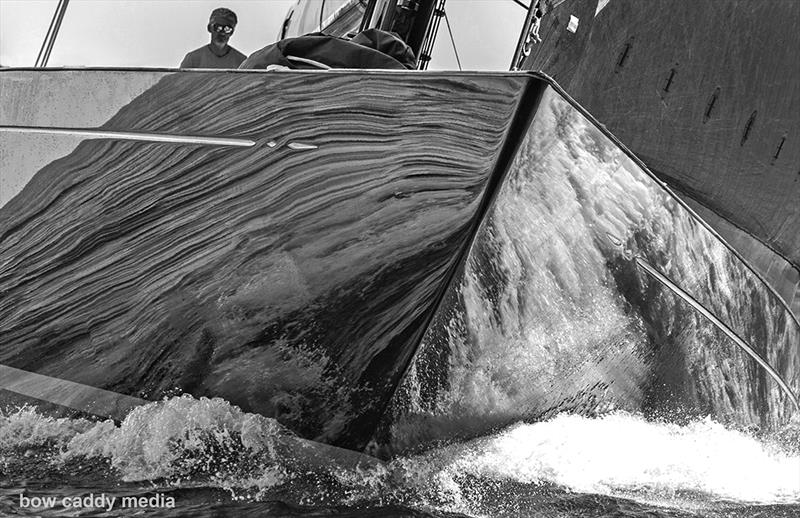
[405,411,800,506]
[0,405,96,450]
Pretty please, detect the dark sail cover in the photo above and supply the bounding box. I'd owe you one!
[240,30,414,70]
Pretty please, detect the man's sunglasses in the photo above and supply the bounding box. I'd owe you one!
[212,24,234,35]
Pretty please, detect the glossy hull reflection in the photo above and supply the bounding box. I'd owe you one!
[380,87,800,455]
[0,69,538,452]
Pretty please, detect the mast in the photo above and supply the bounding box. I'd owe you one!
[361,0,445,69]
[415,0,446,70]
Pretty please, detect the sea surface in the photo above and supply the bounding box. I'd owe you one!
[2,396,798,517]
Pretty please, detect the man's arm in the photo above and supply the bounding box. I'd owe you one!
[179,51,196,68]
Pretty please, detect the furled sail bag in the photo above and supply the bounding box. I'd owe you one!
[240,29,416,70]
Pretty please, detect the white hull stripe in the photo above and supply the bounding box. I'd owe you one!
[0,364,147,421]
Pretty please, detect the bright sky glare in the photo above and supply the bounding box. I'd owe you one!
[0,0,526,70]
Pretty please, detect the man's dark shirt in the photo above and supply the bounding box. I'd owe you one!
[180,44,246,69]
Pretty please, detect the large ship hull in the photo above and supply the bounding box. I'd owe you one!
[515,0,800,315]
[0,69,540,453]
[1,69,797,457]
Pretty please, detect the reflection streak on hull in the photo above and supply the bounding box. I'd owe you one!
[0,125,256,147]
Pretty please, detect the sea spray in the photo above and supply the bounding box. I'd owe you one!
[2,399,798,515]
[64,395,288,484]
[0,405,97,450]
[0,397,388,505]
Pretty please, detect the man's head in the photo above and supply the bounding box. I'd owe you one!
[207,7,237,45]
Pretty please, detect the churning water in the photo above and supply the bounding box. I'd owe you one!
[1,396,798,517]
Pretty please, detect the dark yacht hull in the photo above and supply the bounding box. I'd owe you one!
[1,69,797,457]
[0,69,539,452]
[515,0,800,315]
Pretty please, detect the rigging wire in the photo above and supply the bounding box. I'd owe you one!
[35,0,63,67]
[511,0,530,9]
[35,0,70,67]
[43,1,69,66]
[443,9,462,71]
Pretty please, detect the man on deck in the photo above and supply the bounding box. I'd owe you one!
[180,8,246,68]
